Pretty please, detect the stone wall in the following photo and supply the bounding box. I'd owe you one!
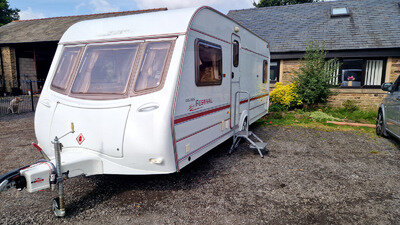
[273,58,400,109]
[328,88,387,110]
[279,59,302,85]
[19,57,38,94]
[386,57,400,83]
[1,47,17,93]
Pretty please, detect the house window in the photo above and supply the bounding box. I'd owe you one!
[364,60,384,86]
[270,60,279,83]
[195,39,222,86]
[338,59,385,87]
[341,59,363,87]
[233,40,239,67]
[331,7,349,17]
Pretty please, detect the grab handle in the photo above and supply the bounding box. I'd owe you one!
[138,103,159,112]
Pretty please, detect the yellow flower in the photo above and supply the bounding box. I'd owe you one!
[270,82,302,107]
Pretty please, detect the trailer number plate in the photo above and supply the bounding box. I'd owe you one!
[76,133,85,145]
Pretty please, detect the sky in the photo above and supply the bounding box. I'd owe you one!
[10,0,260,20]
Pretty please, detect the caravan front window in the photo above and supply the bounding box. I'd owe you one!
[134,41,172,92]
[71,43,138,94]
[51,47,81,90]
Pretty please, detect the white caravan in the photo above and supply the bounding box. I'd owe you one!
[0,6,270,216]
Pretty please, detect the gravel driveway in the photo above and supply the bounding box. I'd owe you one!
[0,113,399,224]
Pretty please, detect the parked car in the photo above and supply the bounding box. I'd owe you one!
[377,75,400,139]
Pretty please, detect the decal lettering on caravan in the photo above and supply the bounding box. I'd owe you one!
[188,98,213,112]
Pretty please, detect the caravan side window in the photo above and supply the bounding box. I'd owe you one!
[195,39,222,86]
[51,47,81,90]
[263,60,268,84]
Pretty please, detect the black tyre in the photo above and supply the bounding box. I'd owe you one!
[376,110,387,137]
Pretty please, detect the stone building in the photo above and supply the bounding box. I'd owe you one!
[228,0,400,109]
[0,8,166,95]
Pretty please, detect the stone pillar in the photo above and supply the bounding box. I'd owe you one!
[279,59,302,85]
[386,57,400,82]
[1,46,18,93]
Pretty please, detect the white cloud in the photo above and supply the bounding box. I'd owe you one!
[134,0,258,13]
[89,0,120,13]
[19,7,45,20]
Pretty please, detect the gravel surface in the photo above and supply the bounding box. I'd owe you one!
[0,113,399,224]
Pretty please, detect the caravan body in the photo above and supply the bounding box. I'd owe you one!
[33,6,270,178]
[1,7,270,198]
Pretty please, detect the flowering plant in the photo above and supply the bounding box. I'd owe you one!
[347,76,355,81]
[270,82,302,108]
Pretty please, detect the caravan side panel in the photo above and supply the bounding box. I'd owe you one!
[173,7,270,170]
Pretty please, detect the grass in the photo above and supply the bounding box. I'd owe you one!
[256,107,378,135]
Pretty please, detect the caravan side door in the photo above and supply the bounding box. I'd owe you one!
[230,34,241,128]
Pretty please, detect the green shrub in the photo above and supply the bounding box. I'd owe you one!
[269,103,288,112]
[294,41,339,107]
[309,111,340,122]
[342,100,359,112]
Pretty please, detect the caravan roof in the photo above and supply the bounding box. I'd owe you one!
[59,6,268,45]
[59,8,198,44]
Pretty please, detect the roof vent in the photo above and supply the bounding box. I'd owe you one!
[331,7,350,17]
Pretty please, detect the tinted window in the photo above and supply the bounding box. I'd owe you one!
[71,43,138,94]
[195,40,222,86]
[340,59,363,87]
[270,61,279,83]
[51,47,81,90]
[233,40,239,67]
[134,41,171,92]
[263,60,268,84]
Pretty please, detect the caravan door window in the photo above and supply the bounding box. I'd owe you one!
[263,60,268,83]
[51,47,81,90]
[195,39,222,86]
[233,40,239,67]
[71,43,138,94]
[134,41,172,92]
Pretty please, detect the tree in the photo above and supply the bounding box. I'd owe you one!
[293,42,339,107]
[0,0,19,27]
[254,0,317,8]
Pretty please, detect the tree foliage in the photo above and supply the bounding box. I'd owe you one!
[0,0,19,27]
[293,42,339,107]
[254,0,316,7]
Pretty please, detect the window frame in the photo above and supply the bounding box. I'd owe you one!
[68,42,141,100]
[50,45,84,94]
[48,38,176,100]
[269,60,280,83]
[131,40,175,96]
[262,60,269,84]
[194,39,223,87]
[328,58,387,89]
[232,40,239,68]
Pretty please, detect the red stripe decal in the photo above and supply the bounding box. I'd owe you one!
[176,118,230,142]
[239,93,269,104]
[250,103,265,111]
[178,131,233,162]
[174,104,230,125]
[241,47,269,59]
